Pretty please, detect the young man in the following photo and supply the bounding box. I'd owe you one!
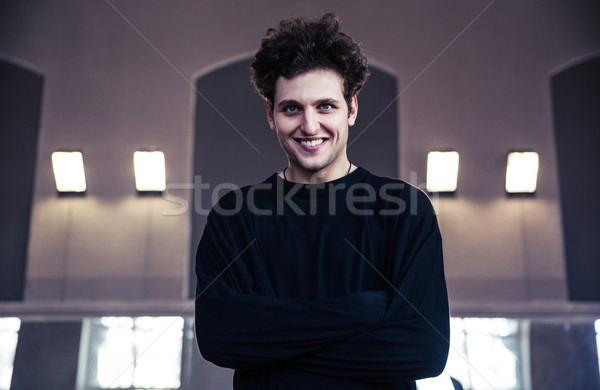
[195,13,449,390]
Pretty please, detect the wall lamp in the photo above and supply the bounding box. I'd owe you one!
[49,149,535,196]
[51,151,87,193]
[505,151,539,194]
[133,150,166,192]
[426,151,459,193]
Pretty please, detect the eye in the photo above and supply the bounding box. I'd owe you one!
[319,103,334,111]
[283,105,300,114]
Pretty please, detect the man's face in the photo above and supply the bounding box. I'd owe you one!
[266,68,358,182]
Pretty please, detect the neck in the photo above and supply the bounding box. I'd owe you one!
[284,159,353,184]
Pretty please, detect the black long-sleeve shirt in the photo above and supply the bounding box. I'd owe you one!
[195,167,449,389]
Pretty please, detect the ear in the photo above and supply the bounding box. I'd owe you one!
[347,96,358,127]
[266,103,276,130]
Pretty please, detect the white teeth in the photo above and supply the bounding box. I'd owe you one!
[300,139,324,147]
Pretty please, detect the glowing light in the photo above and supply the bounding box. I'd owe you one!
[506,152,539,193]
[134,151,166,192]
[52,151,87,192]
[426,151,459,192]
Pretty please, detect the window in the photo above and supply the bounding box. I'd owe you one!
[78,316,184,390]
[444,317,522,390]
[0,317,21,390]
[596,319,600,374]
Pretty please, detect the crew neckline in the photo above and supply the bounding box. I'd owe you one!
[267,166,369,199]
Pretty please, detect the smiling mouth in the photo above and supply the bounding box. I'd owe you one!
[296,138,327,147]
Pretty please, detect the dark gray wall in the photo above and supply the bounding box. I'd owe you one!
[530,321,600,389]
[0,58,43,301]
[10,321,82,390]
[552,56,600,302]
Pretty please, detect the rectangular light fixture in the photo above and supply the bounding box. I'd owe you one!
[506,151,539,194]
[134,151,166,192]
[426,151,459,192]
[51,151,87,193]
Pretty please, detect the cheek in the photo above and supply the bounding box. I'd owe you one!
[329,118,349,137]
[275,117,299,134]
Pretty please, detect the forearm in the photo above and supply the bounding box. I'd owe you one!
[195,287,389,370]
[289,304,449,383]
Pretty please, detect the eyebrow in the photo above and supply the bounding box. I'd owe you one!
[277,98,341,108]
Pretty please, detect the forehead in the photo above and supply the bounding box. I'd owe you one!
[274,69,344,102]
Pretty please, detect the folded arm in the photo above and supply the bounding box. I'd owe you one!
[196,287,389,370]
[195,210,391,370]
[289,227,450,383]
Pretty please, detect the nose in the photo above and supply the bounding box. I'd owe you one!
[300,109,320,135]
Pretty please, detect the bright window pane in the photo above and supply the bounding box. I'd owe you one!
[132,317,183,388]
[446,317,520,390]
[85,316,183,389]
[0,317,21,390]
[446,318,471,388]
[596,319,600,374]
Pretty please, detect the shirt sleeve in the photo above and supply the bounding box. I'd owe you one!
[288,216,450,384]
[194,206,390,370]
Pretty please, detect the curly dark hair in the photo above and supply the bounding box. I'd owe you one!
[250,13,370,110]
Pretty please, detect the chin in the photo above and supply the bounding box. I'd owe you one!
[296,159,328,172]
